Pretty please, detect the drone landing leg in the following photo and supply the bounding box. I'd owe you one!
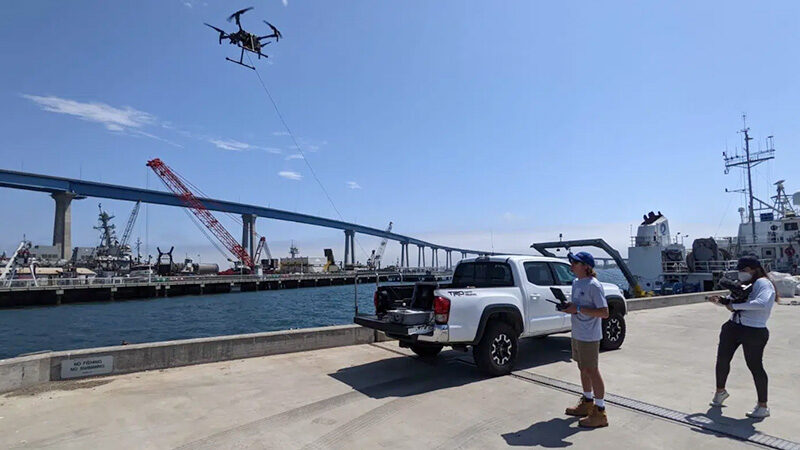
[226,51,255,70]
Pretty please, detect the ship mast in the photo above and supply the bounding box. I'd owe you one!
[723,115,775,245]
[743,120,755,242]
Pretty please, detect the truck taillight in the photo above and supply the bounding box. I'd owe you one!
[434,296,450,324]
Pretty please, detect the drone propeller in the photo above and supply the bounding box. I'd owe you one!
[227,6,254,26]
[204,23,227,44]
[259,20,282,41]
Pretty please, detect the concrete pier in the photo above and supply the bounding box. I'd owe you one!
[0,271,452,308]
[1,300,798,448]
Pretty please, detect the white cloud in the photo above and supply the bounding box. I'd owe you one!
[21,93,282,152]
[285,153,304,160]
[278,171,302,181]
[133,130,183,148]
[209,139,253,151]
[282,0,288,6]
[23,94,156,131]
[346,181,362,189]
[183,1,193,8]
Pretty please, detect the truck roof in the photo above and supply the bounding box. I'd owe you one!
[458,255,568,265]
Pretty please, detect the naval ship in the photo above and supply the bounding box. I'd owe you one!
[628,119,800,294]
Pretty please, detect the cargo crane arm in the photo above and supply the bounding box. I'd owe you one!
[0,241,27,283]
[531,238,643,298]
[119,201,141,248]
[368,222,392,269]
[253,236,272,262]
[146,159,254,267]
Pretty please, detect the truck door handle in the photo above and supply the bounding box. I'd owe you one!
[529,294,541,301]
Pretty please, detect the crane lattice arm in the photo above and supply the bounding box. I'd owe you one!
[254,236,273,262]
[368,221,392,269]
[119,201,141,248]
[146,159,253,267]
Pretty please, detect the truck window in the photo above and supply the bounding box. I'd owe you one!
[451,262,514,288]
[550,263,576,286]
[523,262,555,286]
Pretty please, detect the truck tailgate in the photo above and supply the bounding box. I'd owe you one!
[354,315,434,337]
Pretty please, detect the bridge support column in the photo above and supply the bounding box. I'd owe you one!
[52,192,79,259]
[417,245,422,268]
[400,243,405,268]
[344,230,355,267]
[242,214,256,260]
[350,233,356,266]
[446,251,452,269]
[241,215,251,259]
[421,246,426,268]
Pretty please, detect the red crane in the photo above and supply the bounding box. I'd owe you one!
[146,158,254,268]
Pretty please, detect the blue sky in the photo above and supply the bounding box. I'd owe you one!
[1,1,799,265]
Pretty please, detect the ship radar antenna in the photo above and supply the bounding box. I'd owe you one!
[724,115,775,245]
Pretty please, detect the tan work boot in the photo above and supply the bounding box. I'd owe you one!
[565,397,594,417]
[579,405,609,428]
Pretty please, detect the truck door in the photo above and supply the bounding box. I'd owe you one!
[522,261,567,335]
[548,262,578,328]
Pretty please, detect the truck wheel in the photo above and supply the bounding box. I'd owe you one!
[409,343,443,358]
[473,321,518,376]
[601,313,626,350]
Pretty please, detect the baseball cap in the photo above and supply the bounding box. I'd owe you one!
[568,251,595,268]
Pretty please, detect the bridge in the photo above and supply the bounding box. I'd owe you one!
[0,168,496,268]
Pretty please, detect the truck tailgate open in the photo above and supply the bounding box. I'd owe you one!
[354,314,434,337]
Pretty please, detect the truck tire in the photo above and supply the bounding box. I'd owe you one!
[473,321,518,376]
[601,313,626,350]
[409,343,443,358]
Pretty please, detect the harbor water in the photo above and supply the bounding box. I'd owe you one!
[0,269,628,359]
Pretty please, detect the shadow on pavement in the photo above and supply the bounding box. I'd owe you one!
[686,406,763,441]
[501,417,584,447]
[329,335,573,399]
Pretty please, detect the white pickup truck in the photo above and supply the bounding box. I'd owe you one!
[354,255,628,375]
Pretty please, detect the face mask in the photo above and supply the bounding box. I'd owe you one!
[738,271,752,282]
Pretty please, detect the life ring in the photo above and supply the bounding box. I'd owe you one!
[785,246,796,257]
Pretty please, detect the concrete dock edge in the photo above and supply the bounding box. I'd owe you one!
[0,291,722,394]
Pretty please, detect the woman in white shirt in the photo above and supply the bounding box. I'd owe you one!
[708,256,777,419]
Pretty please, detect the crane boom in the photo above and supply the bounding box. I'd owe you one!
[368,221,392,269]
[119,201,141,248]
[146,158,253,267]
[253,236,273,262]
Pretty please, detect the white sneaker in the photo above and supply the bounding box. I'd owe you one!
[746,405,770,418]
[710,390,730,407]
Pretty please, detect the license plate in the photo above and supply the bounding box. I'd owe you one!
[407,324,433,335]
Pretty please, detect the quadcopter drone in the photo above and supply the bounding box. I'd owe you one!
[205,7,282,69]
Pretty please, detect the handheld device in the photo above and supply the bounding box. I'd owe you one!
[547,287,570,311]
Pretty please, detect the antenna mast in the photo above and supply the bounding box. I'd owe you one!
[723,115,774,245]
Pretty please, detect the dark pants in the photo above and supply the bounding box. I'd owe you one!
[715,321,770,403]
